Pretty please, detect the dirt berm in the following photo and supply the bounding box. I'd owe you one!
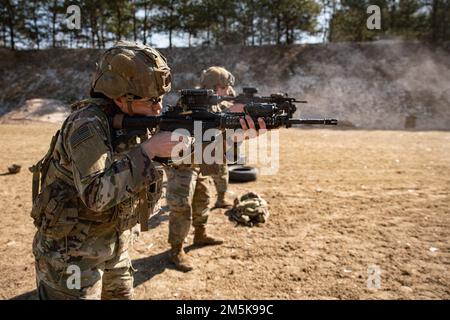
[0,41,449,129]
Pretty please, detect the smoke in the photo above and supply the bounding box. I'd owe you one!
[169,41,450,129]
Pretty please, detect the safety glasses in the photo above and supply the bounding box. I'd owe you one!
[133,96,162,104]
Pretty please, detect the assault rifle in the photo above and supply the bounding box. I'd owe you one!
[110,88,337,164]
[111,88,337,135]
[111,89,336,227]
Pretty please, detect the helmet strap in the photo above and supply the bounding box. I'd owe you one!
[125,94,134,116]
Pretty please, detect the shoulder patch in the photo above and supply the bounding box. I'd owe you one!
[71,124,94,149]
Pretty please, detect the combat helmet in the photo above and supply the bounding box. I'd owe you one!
[91,41,171,102]
[200,66,235,89]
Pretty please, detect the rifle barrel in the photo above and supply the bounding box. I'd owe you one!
[289,119,338,125]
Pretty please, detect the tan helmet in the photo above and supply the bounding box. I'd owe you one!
[91,41,171,100]
[200,66,235,89]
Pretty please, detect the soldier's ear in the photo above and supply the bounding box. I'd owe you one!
[113,96,125,109]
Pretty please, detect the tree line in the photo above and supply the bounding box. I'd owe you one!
[1,0,449,50]
[328,0,450,42]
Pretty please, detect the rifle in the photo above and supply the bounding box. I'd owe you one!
[224,86,307,105]
[110,88,337,164]
[111,88,337,135]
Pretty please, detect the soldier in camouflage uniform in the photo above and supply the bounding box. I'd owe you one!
[30,41,189,299]
[199,66,238,209]
[166,66,247,272]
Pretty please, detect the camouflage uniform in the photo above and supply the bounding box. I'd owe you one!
[209,101,231,205]
[200,67,236,208]
[30,41,170,299]
[211,161,228,195]
[32,99,161,299]
[166,67,235,272]
[166,166,210,245]
[166,100,226,246]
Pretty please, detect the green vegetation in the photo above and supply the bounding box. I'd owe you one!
[0,0,449,49]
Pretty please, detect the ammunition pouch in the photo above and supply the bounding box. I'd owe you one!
[115,196,141,232]
[30,130,61,204]
[147,172,163,212]
[136,169,163,232]
[30,179,79,239]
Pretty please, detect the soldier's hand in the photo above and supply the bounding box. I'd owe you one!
[141,131,192,159]
[240,115,266,131]
[233,116,267,142]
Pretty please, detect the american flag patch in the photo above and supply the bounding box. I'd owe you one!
[70,124,94,149]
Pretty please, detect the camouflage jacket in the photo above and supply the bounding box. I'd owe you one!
[31,98,162,252]
[54,98,160,212]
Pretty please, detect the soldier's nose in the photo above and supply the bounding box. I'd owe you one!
[152,102,162,113]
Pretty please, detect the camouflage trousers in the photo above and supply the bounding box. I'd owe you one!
[165,166,210,245]
[211,164,228,194]
[33,223,135,300]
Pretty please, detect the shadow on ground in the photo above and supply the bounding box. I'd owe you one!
[132,243,208,288]
[10,290,37,300]
[132,250,176,288]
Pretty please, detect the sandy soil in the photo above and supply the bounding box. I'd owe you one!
[0,99,69,124]
[0,123,449,300]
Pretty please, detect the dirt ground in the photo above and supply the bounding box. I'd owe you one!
[0,123,449,300]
